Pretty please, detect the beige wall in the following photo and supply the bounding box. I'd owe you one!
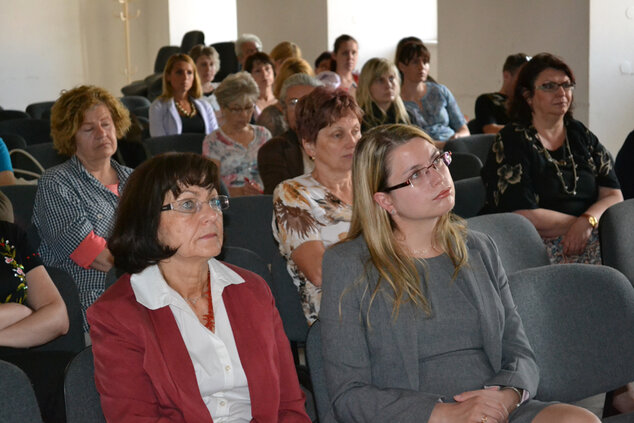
[237,0,328,69]
[437,0,590,127]
[589,0,634,154]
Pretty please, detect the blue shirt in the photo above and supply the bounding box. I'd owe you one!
[405,82,467,141]
[32,156,132,330]
[0,138,13,172]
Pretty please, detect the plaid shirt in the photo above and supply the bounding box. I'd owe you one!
[32,156,132,331]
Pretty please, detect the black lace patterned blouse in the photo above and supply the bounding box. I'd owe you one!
[0,221,42,304]
[481,119,620,217]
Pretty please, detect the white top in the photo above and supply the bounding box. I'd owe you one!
[131,258,252,422]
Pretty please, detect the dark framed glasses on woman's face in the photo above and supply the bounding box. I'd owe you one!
[161,195,230,214]
[383,151,452,193]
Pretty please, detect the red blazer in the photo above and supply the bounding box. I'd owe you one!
[87,263,310,423]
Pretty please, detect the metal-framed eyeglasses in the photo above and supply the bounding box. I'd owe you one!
[382,151,452,192]
[225,104,255,114]
[160,195,230,214]
[536,81,575,93]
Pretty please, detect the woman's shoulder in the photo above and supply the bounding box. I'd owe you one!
[326,235,367,259]
[465,229,499,259]
[252,124,272,139]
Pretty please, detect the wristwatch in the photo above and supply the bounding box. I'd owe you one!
[582,213,598,229]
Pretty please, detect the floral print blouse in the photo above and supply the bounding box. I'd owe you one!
[202,124,271,188]
[272,174,352,324]
[481,119,620,217]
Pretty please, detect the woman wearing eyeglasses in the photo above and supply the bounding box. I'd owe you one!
[202,72,271,197]
[481,53,622,264]
[320,124,599,423]
[88,153,311,423]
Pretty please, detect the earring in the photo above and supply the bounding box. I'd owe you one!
[390,209,396,215]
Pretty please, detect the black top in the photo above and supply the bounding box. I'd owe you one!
[180,108,206,134]
[474,92,509,131]
[0,221,42,304]
[361,102,410,132]
[615,130,634,200]
[481,119,620,216]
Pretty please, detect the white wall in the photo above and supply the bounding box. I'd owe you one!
[327,0,438,75]
[168,0,237,45]
[0,0,85,109]
[589,0,634,154]
[437,0,590,127]
[237,0,328,70]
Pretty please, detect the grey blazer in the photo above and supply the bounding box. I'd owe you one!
[320,231,539,423]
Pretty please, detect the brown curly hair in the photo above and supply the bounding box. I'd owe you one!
[50,85,131,156]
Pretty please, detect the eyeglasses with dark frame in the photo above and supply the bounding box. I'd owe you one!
[535,81,575,93]
[160,195,230,214]
[225,104,255,114]
[382,151,452,193]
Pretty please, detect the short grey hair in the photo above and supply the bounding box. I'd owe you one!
[235,33,263,57]
[279,74,323,109]
[215,71,260,108]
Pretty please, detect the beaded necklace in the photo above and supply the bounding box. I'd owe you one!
[175,99,197,118]
[537,131,578,196]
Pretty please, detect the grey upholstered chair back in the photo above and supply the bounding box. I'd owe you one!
[222,194,276,266]
[218,246,273,290]
[64,347,106,423]
[453,176,485,218]
[25,101,55,120]
[31,266,85,354]
[306,321,337,423]
[0,184,38,230]
[509,264,634,409]
[0,360,44,423]
[448,151,483,181]
[271,251,309,344]
[600,199,634,287]
[467,213,550,274]
[142,133,206,157]
[444,133,495,165]
[0,118,53,145]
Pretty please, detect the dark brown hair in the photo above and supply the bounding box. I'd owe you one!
[508,52,575,125]
[295,86,363,144]
[396,41,431,66]
[109,153,220,274]
[244,52,274,74]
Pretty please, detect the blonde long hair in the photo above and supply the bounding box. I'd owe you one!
[347,124,468,320]
[356,58,410,128]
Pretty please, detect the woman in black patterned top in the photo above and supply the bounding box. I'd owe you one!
[0,220,70,422]
[481,53,622,264]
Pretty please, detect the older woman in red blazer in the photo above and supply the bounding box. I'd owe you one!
[87,152,310,423]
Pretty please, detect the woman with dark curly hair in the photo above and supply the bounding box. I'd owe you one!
[32,85,133,331]
[272,87,362,324]
[480,53,622,264]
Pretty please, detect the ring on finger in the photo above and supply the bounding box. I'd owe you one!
[481,416,488,423]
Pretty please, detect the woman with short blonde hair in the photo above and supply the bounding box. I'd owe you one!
[189,44,222,117]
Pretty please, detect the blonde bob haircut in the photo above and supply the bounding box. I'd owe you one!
[159,54,202,101]
[347,123,468,320]
[214,71,260,109]
[272,57,315,98]
[50,85,131,156]
[356,58,410,127]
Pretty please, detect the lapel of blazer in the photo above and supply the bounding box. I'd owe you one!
[222,283,272,419]
[148,306,213,422]
[166,98,182,134]
[376,283,421,390]
[455,247,503,372]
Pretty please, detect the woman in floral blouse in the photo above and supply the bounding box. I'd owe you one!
[203,72,271,197]
[480,53,622,264]
[272,87,363,324]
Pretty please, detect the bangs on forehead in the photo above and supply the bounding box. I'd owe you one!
[167,166,217,198]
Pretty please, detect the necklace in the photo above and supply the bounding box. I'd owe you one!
[175,99,197,118]
[538,131,578,196]
[184,270,215,332]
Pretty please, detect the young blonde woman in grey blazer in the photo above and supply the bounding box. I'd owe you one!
[320,124,599,423]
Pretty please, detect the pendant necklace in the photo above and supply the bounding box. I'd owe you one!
[538,131,578,196]
[175,99,197,118]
